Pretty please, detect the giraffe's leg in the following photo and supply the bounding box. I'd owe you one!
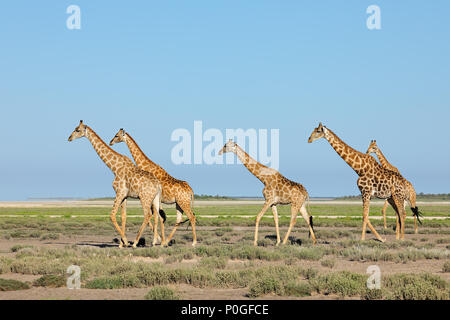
[271,206,281,246]
[110,193,128,248]
[148,204,155,236]
[254,203,270,246]
[361,195,370,241]
[158,211,166,246]
[282,205,298,245]
[388,198,400,240]
[120,199,127,234]
[164,206,183,246]
[361,195,384,242]
[366,219,385,242]
[413,212,418,234]
[149,204,161,244]
[150,194,160,246]
[398,199,407,240]
[174,200,197,247]
[133,195,153,248]
[299,202,317,245]
[382,200,389,229]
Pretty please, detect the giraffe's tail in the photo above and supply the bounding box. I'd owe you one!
[159,209,167,223]
[306,193,315,238]
[411,207,423,225]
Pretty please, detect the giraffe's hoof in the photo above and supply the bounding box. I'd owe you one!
[192,242,197,247]
[275,242,280,247]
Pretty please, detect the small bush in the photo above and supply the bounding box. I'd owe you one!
[198,257,227,269]
[361,288,384,300]
[0,278,30,291]
[384,273,449,300]
[164,255,181,264]
[10,245,34,253]
[443,262,450,273]
[85,275,140,289]
[144,286,180,300]
[310,271,366,297]
[300,267,318,280]
[33,275,66,288]
[321,258,336,269]
[248,276,283,298]
[40,233,60,240]
[283,281,311,297]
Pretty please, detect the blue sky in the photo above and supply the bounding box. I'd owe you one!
[0,1,449,200]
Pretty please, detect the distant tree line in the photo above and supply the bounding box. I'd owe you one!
[193,194,235,200]
[335,193,450,201]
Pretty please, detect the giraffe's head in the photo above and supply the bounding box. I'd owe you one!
[68,120,87,142]
[366,140,379,155]
[218,139,237,155]
[109,129,126,146]
[307,122,325,143]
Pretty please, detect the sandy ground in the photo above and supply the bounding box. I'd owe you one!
[0,225,448,300]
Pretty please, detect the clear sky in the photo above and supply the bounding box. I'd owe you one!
[1,1,449,200]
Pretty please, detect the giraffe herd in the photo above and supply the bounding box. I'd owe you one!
[68,120,422,248]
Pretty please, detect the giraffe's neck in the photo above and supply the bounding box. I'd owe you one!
[323,128,374,176]
[375,149,399,173]
[124,133,162,173]
[233,145,276,184]
[85,127,125,173]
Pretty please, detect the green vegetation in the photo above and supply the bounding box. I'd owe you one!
[0,278,30,291]
[33,275,66,288]
[144,286,180,300]
[443,261,450,273]
[320,258,336,268]
[310,271,367,297]
[383,273,449,300]
[2,203,448,218]
[337,193,450,201]
[0,202,448,300]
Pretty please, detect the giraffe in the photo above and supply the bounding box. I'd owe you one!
[68,121,164,248]
[109,129,197,246]
[218,140,316,246]
[366,140,422,233]
[308,122,412,241]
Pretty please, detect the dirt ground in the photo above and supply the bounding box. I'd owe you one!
[0,224,448,300]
